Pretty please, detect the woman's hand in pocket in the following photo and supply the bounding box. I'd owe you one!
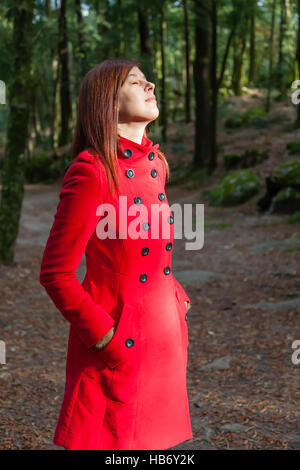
[93,325,116,351]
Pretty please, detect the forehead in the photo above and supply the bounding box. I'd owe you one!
[127,69,146,80]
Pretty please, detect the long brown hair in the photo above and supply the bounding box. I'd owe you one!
[71,57,170,197]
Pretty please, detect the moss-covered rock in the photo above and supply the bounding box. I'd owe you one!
[208,170,260,207]
[224,148,268,171]
[287,211,300,224]
[286,142,300,155]
[273,159,300,189]
[24,151,61,183]
[271,186,300,214]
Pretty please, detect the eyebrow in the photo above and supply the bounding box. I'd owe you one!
[128,73,147,80]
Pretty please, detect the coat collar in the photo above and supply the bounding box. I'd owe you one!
[118,134,160,160]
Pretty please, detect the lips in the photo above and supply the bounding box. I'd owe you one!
[146,97,157,102]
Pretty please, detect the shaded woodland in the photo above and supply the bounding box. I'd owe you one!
[0,0,300,450]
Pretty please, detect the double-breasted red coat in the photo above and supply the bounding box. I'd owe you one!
[39,134,193,450]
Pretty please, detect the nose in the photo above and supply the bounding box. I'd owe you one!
[146,80,155,93]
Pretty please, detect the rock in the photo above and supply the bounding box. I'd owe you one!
[248,239,300,253]
[224,149,268,171]
[271,186,300,214]
[208,170,260,207]
[173,270,224,287]
[219,423,248,433]
[199,356,237,371]
[243,297,300,312]
[273,158,300,189]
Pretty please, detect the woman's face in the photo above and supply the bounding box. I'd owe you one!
[117,66,159,124]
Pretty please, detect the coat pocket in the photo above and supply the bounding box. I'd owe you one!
[94,302,141,370]
[174,284,189,350]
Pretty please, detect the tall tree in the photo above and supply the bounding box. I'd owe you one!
[209,0,217,174]
[266,0,277,112]
[58,0,72,147]
[0,0,35,264]
[296,0,300,127]
[159,1,167,142]
[231,6,249,95]
[248,0,257,85]
[75,0,88,83]
[193,0,212,169]
[182,0,192,123]
[137,0,154,81]
[93,0,110,59]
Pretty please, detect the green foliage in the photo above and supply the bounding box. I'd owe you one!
[225,106,286,129]
[272,186,300,214]
[287,211,300,224]
[224,148,269,170]
[24,151,61,183]
[208,169,260,207]
[286,142,300,155]
[273,159,300,189]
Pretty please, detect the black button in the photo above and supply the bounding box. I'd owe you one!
[140,273,147,282]
[166,242,172,251]
[158,193,165,201]
[148,152,155,160]
[126,169,135,178]
[168,215,174,224]
[151,169,157,178]
[141,247,149,256]
[142,221,150,231]
[125,338,134,348]
[123,148,133,158]
[164,266,171,275]
[134,196,142,205]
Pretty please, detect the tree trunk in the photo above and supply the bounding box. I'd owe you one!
[75,0,88,91]
[193,0,212,168]
[138,1,154,81]
[182,0,191,123]
[159,2,167,142]
[209,0,217,174]
[58,0,72,147]
[248,0,256,85]
[0,0,34,265]
[296,0,300,127]
[232,32,247,95]
[266,0,277,112]
[93,0,110,59]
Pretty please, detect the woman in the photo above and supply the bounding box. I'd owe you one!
[40,57,193,450]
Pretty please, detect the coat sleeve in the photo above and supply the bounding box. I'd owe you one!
[39,158,115,349]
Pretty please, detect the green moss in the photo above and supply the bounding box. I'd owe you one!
[286,142,300,155]
[24,151,61,183]
[273,159,300,189]
[208,169,260,207]
[287,211,300,224]
[272,187,300,214]
[224,148,268,170]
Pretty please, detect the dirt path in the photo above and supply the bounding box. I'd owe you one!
[0,178,298,450]
[1,95,300,449]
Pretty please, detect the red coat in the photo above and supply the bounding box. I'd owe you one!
[40,134,193,450]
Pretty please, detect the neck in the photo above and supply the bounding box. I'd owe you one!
[117,124,148,145]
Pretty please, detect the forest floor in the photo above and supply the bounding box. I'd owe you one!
[0,91,300,450]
